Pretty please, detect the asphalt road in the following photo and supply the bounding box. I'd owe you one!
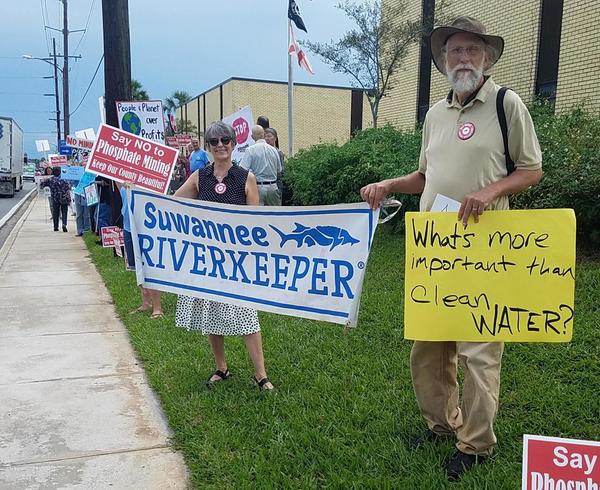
[0,181,37,250]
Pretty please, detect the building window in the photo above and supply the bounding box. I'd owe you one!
[350,90,364,135]
[535,0,564,106]
[416,0,435,125]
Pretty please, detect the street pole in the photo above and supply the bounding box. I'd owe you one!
[62,0,70,137]
[102,0,131,230]
[287,20,294,157]
[52,38,61,148]
[102,0,131,127]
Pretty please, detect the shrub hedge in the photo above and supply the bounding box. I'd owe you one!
[284,105,600,246]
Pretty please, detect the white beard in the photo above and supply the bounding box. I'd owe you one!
[446,62,484,98]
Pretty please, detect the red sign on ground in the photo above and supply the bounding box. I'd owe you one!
[66,135,94,150]
[86,124,178,194]
[100,226,125,248]
[523,435,600,490]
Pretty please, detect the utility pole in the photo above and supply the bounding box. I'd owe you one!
[62,0,70,137]
[101,0,131,228]
[102,0,131,126]
[52,38,62,148]
[45,2,81,139]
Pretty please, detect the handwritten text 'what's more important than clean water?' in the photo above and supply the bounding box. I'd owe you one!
[403,210,576,342]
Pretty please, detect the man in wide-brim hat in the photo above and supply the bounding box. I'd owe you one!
[361,16,543,481]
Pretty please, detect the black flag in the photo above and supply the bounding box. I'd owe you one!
[288,0,307,32]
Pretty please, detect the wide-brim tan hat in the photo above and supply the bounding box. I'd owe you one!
[430,16,504,75]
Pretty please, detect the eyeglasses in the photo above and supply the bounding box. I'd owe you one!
[446,45,484,58]
[208,137,232,146]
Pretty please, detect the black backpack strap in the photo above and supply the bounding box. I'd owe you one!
[496,87,516,175]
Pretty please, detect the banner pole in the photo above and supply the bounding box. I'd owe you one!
[287,20,294,157]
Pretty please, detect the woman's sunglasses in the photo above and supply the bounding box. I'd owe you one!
[208,137,232,146]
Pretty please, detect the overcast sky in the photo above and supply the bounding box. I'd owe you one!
[0,1,354,155]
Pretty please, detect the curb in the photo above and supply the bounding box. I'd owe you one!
[0,194,37,269]
[0,186,38,231]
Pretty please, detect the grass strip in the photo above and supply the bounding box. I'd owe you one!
[84,227,600,489]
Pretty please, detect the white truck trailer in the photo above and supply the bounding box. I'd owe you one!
[0,116,24,197]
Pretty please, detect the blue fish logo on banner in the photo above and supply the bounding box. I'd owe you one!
[270,223,359,251]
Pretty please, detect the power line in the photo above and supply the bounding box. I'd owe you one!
[41,0,52,55]
[73,0,96,55]
[70,54,104,116]
[2,110,55,113]
[0,92,56,96]
[0,76,50,79]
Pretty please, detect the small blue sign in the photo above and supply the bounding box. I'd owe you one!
[60,165,85,182]
[73,171,97,195]
[59,139,73,156]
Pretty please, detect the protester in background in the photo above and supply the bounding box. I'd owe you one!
[74,191,90,237]
[240,125,282,206]
[40,166,71,232]
[119,183,164,319]
[42,166,54,219]
[174,121,274,391]
[264,127,287,202]
[94,177,113,237]
[188,138,210,173]
[169,158,187,194]
[360,16,543,482]
[256,116,270,130]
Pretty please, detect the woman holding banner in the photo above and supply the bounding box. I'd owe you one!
[174,121,274,391]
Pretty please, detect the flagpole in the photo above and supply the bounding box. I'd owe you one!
[287,20,294,157]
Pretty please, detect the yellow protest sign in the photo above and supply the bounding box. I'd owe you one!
[404,209,576,342]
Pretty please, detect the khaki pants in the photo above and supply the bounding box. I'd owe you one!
[258,183,281,206]
[410,341,504,456]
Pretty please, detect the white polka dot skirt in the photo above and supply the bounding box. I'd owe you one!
[175,295,260,336]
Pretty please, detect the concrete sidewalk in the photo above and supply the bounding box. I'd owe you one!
[0,195,189,489]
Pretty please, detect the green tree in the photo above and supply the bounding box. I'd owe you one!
[303,0,450,128]
[131,79,149,100]
[164,90,192,114]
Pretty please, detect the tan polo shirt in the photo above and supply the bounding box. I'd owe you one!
[418,77,542,211]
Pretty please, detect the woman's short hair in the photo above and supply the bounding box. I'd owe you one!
[51,166,61,177]
[205,121,236,148]
[45,166,53,175]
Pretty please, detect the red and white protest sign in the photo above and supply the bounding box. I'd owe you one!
[222,106,254,164]
[66,135,95,150]
[175,134,192,146]
[100,226,125,248]
[49,155,68,166]
[523,435,599,490]
[86,124,178,194]
[166,136,178,148]
[232,117,250,145]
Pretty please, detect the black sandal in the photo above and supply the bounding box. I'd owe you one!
[206,369,231,387]
[253,376,274,391]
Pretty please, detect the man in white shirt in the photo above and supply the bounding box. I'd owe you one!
[240,125,282,205]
